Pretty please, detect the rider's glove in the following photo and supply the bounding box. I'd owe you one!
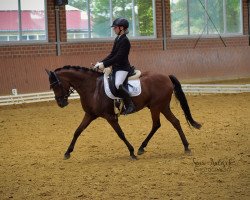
[103,67,111,75]
[94,62,104,70]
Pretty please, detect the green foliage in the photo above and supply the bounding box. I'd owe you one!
[170,0,242,35]
[226,0,241,33]
[170,0,188,35]
[137,0,153,36]
[68,0,154,38]
[68,0,87,10]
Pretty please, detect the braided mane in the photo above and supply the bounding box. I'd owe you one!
[54,65,102,76]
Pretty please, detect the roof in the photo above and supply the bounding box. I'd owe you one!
[0,11,45,31]
[66,10,88,30]
[0,9,88,31]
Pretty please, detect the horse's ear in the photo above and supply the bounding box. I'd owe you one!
[45,69,51,77]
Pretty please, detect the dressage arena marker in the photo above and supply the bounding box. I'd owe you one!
[0,84,249,106]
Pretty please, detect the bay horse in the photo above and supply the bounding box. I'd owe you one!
[46,65,201,160]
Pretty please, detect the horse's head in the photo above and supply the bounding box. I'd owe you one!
[46,69,72,108]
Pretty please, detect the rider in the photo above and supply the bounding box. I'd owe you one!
[94,18,135,115]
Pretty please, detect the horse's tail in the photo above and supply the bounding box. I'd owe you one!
[169,75,201,129]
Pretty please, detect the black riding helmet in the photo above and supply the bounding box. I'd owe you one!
[111,18,129,29]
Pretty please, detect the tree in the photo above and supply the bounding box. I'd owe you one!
[137,0,153,36]
[226,0,241,33]
[68,0,87,11]
[170,0,241,35]
[67,0,154,38]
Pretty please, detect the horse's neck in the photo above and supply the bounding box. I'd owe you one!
[59,70,97,91]
[67,71,102,113]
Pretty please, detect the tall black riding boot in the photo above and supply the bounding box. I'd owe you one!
[118,85,135,115]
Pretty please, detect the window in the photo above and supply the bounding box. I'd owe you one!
[170,0,243,37]
[0,0,47,43]
[0,36,8,41]
[66,0,156,40]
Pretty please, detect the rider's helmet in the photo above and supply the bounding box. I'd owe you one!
[111,18,129,29]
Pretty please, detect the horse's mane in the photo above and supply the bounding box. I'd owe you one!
[54,65,102,76]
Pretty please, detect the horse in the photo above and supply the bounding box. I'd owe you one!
[46,65,201,160]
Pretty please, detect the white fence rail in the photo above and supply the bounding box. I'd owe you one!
[182,84,250,93]
[0,84,250,106]
[0,92,79,106]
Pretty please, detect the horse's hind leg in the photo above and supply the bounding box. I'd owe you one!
[138,108,161,155]
[106,117,137,160]
[162,107,191,153]
[64,113,96,160]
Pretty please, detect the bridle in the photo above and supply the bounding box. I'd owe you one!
[49,72,74,102]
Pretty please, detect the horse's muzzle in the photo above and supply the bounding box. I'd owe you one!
[57,99,69,108]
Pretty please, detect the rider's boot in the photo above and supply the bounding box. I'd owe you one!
[118,85,135,115]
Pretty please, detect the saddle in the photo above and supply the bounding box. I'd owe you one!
[107,66,140,97]
[103,66,141,116]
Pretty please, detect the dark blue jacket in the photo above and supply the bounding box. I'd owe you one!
[102,34,131,72]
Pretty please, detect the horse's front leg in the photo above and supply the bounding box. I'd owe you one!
[106,116,137,160]
[64,113,96,160]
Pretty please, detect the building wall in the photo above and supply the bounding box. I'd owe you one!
[0,0,249,95]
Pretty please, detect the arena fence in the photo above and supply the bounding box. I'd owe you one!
[0,84,250,106]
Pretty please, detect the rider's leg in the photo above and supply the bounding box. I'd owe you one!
[118,85,135,114]
[115,71,128,89]
[115,71,135,115]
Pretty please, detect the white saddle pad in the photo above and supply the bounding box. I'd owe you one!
[103,74,141,100]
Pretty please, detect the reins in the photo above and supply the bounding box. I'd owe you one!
[49,66,102,101]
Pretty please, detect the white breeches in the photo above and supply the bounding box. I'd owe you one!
[115,71,128,89]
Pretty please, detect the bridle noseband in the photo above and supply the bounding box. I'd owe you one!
[50,72,74,101]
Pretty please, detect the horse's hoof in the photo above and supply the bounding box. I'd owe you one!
[137,148,145,155]
[64,153,71,160]
[130,155,138,160]
[184,149,192,155]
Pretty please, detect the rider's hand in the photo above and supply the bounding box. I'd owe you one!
[94,62,104,70]
[103,67,111,75]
